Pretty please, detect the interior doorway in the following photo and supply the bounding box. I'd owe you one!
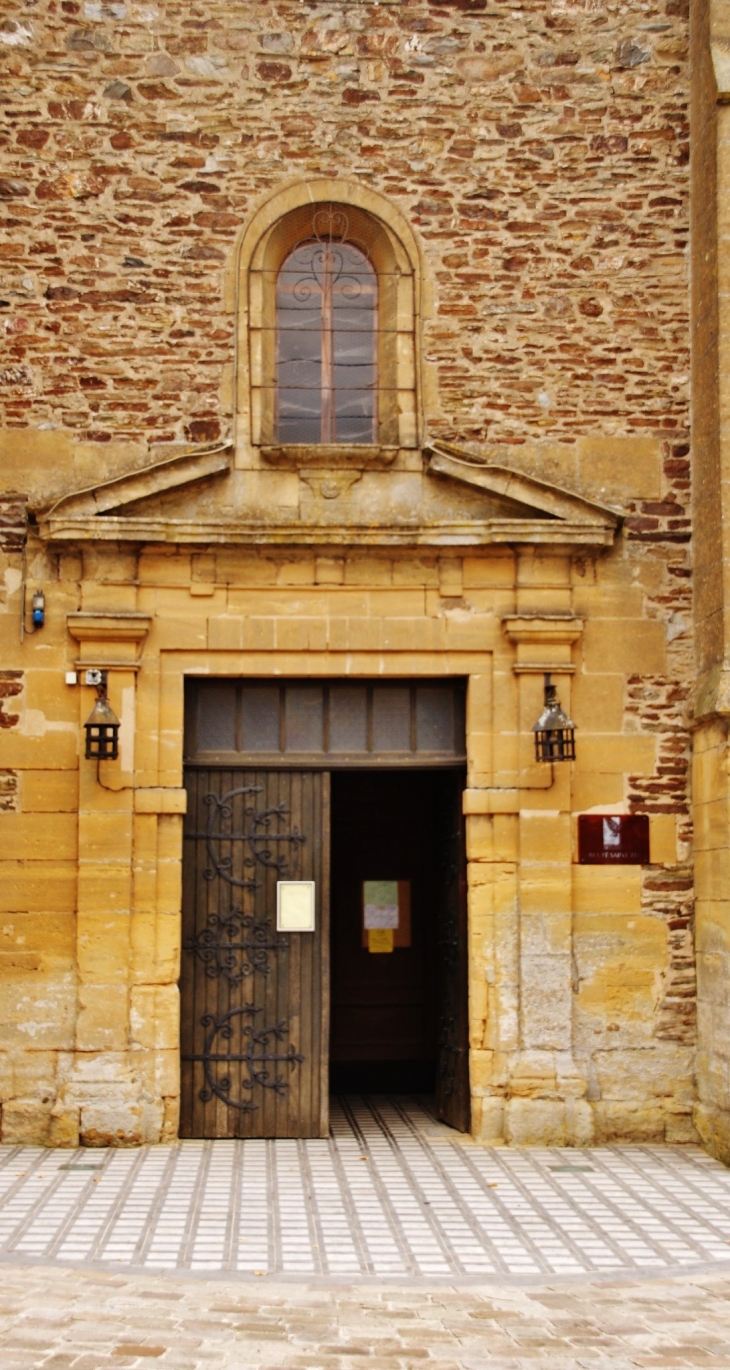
[330,769,468,1118]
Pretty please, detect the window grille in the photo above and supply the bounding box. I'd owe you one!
[275,208,377,444]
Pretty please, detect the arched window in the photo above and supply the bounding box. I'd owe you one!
[241,186,420,456]
[276,211,377,445]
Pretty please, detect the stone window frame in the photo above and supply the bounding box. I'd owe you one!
[235,179,423,464]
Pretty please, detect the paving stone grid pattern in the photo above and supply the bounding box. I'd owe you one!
[1,1097,730,1285]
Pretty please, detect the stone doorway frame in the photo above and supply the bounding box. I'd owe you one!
[64,605,585,1146]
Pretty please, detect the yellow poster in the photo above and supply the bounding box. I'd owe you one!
[367,928,394,954]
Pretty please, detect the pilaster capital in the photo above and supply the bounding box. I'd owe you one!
[501,614,584,647]
[67,612,151,668]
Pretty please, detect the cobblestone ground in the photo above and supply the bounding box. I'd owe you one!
[2,1264,730,1368]
[1,1098,730,1367]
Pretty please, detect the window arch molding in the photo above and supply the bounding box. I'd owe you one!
[235,179,423,460]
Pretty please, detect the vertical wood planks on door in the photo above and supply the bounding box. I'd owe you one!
[180,767,330,1138]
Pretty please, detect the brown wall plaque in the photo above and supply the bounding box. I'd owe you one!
[578,814,650,865]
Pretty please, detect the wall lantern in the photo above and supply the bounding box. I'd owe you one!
[84,672,120,760]
[32,590,45,628]
[533,673,576,763]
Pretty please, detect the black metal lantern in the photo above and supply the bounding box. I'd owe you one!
[533,673,576,763]
[84,675,120,760]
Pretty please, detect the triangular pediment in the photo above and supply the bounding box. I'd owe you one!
[36,437,621,550]
[424,442,622,529]
[37,444,233,521]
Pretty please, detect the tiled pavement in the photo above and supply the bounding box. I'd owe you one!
[0,1096,729,1284]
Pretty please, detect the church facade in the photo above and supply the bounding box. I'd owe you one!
[0,0,709,1150]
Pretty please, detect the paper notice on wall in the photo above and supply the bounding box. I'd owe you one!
[277,880,316,932]
[363,880,399,929]
[367,928,394,954]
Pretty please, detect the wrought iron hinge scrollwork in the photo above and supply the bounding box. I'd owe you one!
[196,786,305,890]
[183,909,288,983]
[182,1005,304,1113]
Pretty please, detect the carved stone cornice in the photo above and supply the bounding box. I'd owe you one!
[502,614,584,673]
[46,516,615,548]
[502,615,585,646]
[37,437,621,550]
[67,612,151,668]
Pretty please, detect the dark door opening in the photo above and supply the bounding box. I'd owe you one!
[330,768,469,1125]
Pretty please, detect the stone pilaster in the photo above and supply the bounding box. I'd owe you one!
[502,611,592,1146]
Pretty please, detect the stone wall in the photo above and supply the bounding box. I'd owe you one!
[0,0,700,1147]
[0,532,697,1147]
[1,0,688,481]
[690,0,730,1166]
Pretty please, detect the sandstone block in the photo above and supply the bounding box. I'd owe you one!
[519,873,573,918]
[594,1046,695,1104]
[78,811,133,860]
[519,813,571,864]
[565,1098,595,1146]
[131,912,180,984]
[80,1100,144,1147]
[571,773,624,812]
[593,1100,665,1144]
[520,955,572,1051]
[76,986,128,1053]
[205,616,244,651]
[162,1093,180,1143]
[694,1102,730,1165]
[463,555,515,588]
[1,1098,51,1145]
[572,868,643,916]
[77,912,130,981]
[20,770,79,813]
[473,1095,505,1144]
[583,619,666,675]
[466,815,494,863]
[0,812,77,861]
[134,1047,179,1100]
[130,984,179,1052]
[505,1098,566,1146]
[577,436,662,500]
[693,797,729,854]
[49,1107,80,1148]
[77,865,133,916]
[574,733,658,775]
[665,1108,699,1144]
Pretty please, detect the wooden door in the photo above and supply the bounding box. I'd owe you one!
[180,769,330,1138]
[434,770,470,1132]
